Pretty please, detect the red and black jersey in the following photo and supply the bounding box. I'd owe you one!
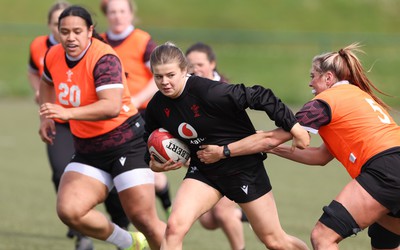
[144,75,297,175]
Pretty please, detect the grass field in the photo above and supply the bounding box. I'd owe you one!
[4,99,399,249]
[1,0,400,249]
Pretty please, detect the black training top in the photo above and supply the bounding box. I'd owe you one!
[144,75,297,175]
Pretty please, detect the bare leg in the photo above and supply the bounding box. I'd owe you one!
[199,197,245,250]
[154,172,172,215]
[311,180,390,250]
[241,191,309,250]
[57,171,115,240]
[119,183,166,250]
[161,178,222,250]
[154,172,168,191]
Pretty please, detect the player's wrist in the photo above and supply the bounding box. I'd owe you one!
[222,144,231,159]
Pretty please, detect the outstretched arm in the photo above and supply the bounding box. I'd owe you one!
[197,123,310,164]
[268,142,334,166]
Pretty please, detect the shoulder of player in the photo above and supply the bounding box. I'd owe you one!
[187,76,237,106]
[44,43,64,63]
[132,28,151,37]
[30,35,49,49]
[147,91,165,106]
[187,75,220,89]
[31,35,48,44]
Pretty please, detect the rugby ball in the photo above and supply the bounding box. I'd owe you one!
[147,128,190,164]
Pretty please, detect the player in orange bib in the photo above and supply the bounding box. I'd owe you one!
[38,5,165,250]
[198,43,400,250]
[28,2,70,104]
[100,0,173,219]
[28,2,95,249]
[29,5,131,248]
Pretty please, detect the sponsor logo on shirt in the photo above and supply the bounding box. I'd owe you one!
[177,122,206,145]
[178,123,198,139]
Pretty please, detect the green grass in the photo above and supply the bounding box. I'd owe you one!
[1,0,400,106]
[1,0,400,248]
[4,99,399,249]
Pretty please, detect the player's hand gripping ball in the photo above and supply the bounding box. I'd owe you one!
[147,128,190,164]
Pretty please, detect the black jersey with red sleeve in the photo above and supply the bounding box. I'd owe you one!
[144,75,297,174]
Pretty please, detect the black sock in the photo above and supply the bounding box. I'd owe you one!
[241,210,249,222]
[156,184,172,210]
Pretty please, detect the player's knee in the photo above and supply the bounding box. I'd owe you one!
[316,200,361,241]
[132,213,163,239]
[368,223,400,249]
[212,206,230,223]
[129,209,148,225]
[261,234,287,250]
[165,214,190,237]
[56,203,81,226]
[199,214,218,230]
[310,222,333,249]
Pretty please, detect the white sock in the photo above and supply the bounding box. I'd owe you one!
[106,223,133,249]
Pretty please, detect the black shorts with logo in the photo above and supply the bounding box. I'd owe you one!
[356,147,400,217]
[71,136,149,179]
[185,160,271,203]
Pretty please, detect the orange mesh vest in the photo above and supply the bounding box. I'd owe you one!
[102,29,153,109]
[30,35,49,76]
[44,39,137,138]
[314,84,400,178]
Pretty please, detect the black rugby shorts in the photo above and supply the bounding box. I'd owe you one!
[356,151,400,216]
[185,161,271,203]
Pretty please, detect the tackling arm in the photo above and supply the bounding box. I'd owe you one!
[268,142,334,166]
[197,127,302,164]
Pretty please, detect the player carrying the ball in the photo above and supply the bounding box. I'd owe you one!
[143,41,310,250]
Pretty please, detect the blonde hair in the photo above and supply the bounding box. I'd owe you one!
[150,42,189,73]
[312,43,390,110]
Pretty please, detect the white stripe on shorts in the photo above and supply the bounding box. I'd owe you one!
[65,162,114,191]
[114,168,154,192]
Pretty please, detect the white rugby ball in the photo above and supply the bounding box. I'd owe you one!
[147,128,190,164]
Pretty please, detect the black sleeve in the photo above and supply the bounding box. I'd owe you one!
[143,96,160,164]
[192,78,297,131]
[230,84,297,131]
